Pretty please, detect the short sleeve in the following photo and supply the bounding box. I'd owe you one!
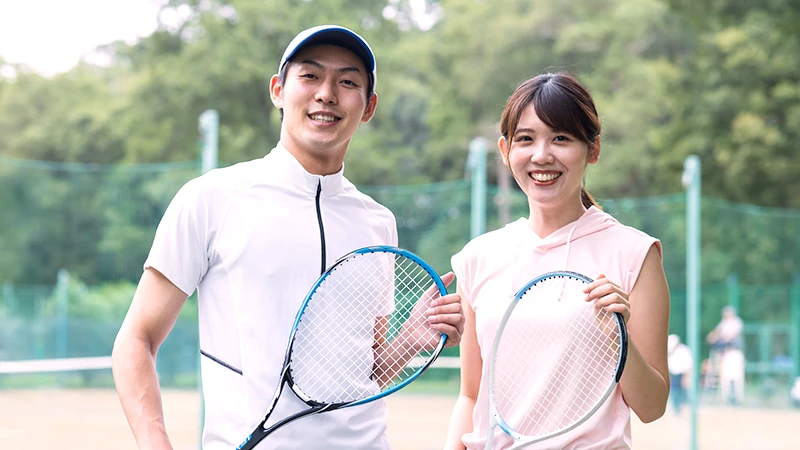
[144,178,212,296]
[387,213,398,247]
[450,248,474,306]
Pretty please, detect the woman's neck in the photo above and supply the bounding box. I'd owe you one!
[527,201,588,238]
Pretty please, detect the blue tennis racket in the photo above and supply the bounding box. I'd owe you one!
[485,271,628,449]
[237,246,447,449]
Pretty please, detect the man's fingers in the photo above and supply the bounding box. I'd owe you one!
[429,321,462,346]
[421,272,453,305]
[427,301,461,318]
[433,293,460,305]
[440,271,455,288]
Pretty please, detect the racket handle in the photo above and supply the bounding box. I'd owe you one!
[484,416,496,450]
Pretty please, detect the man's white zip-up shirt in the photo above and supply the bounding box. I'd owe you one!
[145,144,397,449]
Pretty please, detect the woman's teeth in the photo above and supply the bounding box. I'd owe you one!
[531,172,561,182]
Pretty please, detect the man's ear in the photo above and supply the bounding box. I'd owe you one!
[269,74,284,109]
[498,136,510,167]
[361,92,379,123]
[588,136,601,164]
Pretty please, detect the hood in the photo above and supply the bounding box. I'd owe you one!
[509,206,619,293]
[514,206,619,252]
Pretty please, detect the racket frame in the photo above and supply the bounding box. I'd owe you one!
[485,271,628,450]
[238,245,448,449]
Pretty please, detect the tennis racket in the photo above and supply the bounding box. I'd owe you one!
[237,246,448,449]
[485,271,628,450]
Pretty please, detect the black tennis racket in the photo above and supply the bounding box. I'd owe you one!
[237,246,447,449]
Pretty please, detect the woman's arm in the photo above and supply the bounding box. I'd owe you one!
[586,244,670,423]
[619,244,671,422]
[444,284,483,450]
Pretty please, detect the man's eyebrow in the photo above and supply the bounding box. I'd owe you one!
[298,60,324,69]
[338,66,362,74]
[298,60,362,75]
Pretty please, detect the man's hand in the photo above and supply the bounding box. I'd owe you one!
[425,272,464,347]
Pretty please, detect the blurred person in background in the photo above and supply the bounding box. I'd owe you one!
[707,305,745,405]
[791,377,800,408]
[667,334,693,415]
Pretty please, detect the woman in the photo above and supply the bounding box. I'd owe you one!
[444,73,670,449]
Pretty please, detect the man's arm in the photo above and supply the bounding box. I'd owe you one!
[112,268,189,450]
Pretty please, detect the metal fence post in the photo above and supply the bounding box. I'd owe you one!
[197,110,219,446]
[468,137,488,239]
[199,110,219,174]
[682,155,701,450]
[791,274,800,380]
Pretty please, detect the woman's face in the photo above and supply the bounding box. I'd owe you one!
[500,103,599,209]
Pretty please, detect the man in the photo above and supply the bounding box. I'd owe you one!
[667,334,692,415]
[112,25,464,450]
[707,305,743,351]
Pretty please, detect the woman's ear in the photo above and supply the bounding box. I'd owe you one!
[588,136,601,164]
[498,136,510,167]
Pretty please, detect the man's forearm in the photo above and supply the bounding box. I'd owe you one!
[112,333,173,450]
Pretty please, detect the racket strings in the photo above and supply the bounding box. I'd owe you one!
[493,276,622,439]
[375,258,441,380]
[289,252,441,404]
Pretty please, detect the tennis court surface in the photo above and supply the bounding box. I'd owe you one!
[0,387,797,449]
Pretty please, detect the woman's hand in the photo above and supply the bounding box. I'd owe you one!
[584,273,631,323]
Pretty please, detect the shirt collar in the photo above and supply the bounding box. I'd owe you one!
[265,144,346,197]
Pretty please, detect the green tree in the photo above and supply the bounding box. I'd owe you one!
[660,0,800,207]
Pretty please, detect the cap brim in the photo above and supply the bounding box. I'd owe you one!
[283,28,375,73]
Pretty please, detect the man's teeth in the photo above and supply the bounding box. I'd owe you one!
[310,114,337,122]
[531,172,561,182]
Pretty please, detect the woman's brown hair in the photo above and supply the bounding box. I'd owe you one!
[499,72,600,209]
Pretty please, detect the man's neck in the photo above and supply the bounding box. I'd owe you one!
[279,140,346,176]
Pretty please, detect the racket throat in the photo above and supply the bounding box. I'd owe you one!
[263,403,333,436]
[237,404,332,450]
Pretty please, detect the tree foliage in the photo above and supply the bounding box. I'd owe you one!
[1,0,799,319]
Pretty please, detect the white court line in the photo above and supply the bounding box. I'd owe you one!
[0,356,112,374]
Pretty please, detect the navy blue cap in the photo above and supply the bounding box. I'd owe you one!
[279,25,376,88]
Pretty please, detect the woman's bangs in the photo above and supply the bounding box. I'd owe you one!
[533,83,589,143]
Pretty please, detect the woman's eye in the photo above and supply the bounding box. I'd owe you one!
[554,135,570,142]
[515,135,533,142]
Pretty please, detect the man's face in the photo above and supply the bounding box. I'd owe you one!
[270,44,377,171]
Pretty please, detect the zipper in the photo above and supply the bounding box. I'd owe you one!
[315,180,327,275]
